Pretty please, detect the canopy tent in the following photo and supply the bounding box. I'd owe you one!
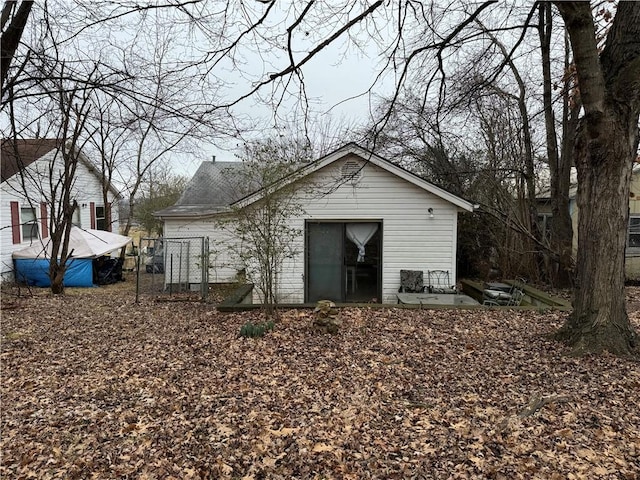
[13,227,132,287]
[13,226,131,260]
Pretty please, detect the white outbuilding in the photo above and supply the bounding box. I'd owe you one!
[155,143,474,304]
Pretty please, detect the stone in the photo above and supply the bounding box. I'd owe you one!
[312,300,341,334]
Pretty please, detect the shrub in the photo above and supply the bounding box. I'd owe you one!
[239,321,274,338]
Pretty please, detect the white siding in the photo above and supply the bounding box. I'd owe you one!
[0,150,120,281]
[169,153,465,304]
[164,217,244,284]
[278,155,460,303]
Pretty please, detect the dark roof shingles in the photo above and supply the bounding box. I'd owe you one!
[1,139,61,182]
[176,161,252,206]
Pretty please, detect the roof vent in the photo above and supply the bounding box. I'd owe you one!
[341,160,363,183]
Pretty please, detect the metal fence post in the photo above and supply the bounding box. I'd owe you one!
[135,239,141,303]
[201,237,208,301]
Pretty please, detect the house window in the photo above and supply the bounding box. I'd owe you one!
[21,207,38,241]
[95,205,106,230]
[629,215,640,250]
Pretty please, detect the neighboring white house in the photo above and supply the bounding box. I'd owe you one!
[1,139,121,282]
[155,143,475,304]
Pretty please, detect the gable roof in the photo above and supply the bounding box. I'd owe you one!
[234,143,475,211]
[155,142,475,219]
[1,138,61,182]
[1,138,121,198]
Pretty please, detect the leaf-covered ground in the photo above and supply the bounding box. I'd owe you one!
[1,284,639,479]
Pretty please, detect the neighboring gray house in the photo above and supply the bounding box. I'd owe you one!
[155,143,474,304]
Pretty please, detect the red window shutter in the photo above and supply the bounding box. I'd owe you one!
[10,201,21,244]
[90,202,96,229]
[106,202,112,232]
[40,202,49,238]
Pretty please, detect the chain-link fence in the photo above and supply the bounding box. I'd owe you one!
[136,236,209,301]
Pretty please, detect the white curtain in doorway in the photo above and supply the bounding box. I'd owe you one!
[346,223,378,262]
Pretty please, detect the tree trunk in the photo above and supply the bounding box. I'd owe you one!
[552,75,579,289]
[556,108,637,355]
[539,3,574,288]
[554,1,639,356]
[49,261,66,294]
[0,0,33,89]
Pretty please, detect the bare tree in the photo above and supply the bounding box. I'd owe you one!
[216,138,314,317]
[45,86,92,293]
[4,65,106,293]
[135,168,187,236]
[471,90,543,278]
[80,14,234,239]
[88,94,130,233]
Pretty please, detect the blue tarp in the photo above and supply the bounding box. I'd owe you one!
[14,258,94,287]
